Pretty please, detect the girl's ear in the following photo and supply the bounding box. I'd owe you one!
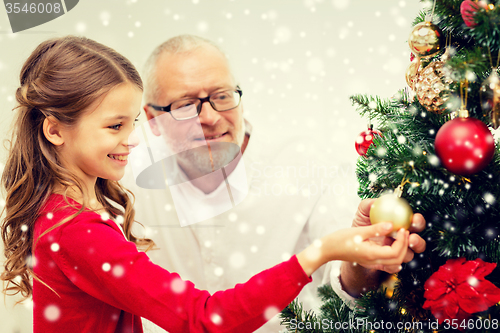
[43,116,65,146]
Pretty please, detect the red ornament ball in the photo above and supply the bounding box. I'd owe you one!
[355,128,382,156]
[434,117,495,176]
[460,0,487,27]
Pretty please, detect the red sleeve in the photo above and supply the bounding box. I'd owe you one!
[50,214,311,333]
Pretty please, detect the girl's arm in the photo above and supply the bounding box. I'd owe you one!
[46,210,408,332]
[49,214,309,333]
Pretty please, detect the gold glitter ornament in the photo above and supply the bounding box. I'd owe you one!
[479,70,500,129]
[382,274,399,298]
[408,21,444,58]
[414,61,452,113]
[406,58,421,90]
[370,187,413,237]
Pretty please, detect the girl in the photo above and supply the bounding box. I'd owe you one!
[0,36,410,333]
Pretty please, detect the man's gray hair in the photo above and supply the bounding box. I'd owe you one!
[143,35,226,103]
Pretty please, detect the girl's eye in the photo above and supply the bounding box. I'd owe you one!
[109,124,122,130]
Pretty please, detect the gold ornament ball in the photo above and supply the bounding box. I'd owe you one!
[408,22,444,58]
[370,194,413,235]
[382,274,399,298]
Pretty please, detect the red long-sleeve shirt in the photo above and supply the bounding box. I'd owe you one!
[32,194,311,332]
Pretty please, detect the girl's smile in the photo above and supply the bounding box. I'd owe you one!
[52,83,142,187]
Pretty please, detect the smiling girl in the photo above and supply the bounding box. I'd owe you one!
[0,36,410,333]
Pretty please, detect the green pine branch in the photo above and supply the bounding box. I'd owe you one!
[313,1,500,331]
[280,299,323,333]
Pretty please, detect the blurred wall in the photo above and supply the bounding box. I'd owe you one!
[0,1,424,332]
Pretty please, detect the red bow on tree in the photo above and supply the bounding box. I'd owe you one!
[423,258,500,327]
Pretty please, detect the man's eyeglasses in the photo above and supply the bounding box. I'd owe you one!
[147,88,243,121]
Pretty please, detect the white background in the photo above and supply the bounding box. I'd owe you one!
[0,0,425,331]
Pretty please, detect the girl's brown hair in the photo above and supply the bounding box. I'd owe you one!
[0,36,154,301]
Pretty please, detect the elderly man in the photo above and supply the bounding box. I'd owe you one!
[124,34,426,332]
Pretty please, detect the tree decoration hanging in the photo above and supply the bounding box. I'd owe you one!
[408,21,444,58]
[434,81,495,176]
[411,32,452,112]
[413,60,452,113]
[460,0,488,28]
[355,124,382,157]
[369,184,413,237]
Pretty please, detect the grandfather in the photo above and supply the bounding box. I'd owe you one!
[123,35,426,333]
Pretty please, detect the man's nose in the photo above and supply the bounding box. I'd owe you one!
[198,100,221,126]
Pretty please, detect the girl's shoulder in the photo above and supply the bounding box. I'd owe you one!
[36,193,123,239]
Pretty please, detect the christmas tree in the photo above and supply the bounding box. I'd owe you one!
[281,1,500,332]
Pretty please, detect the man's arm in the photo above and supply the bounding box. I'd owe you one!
[339,262,386,297]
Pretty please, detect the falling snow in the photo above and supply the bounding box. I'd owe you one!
[210,313,223,325]
[467,276,479,287]
[428,155,439,166]
[44,305,60,322]
[100,11,110,26]
[214,267,224,277]
[264,306,280,320]
[376,147,387,157]
[75,22,86,33]
[112,265,125,278]
[197,21,209,32]
[171,278,187,294]
[483,192,496,205]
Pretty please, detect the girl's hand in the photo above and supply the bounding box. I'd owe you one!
[297,222,409,277]
[324,222,409,266]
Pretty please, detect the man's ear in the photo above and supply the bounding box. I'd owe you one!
[144,105,161,137]
[43,116,65,146]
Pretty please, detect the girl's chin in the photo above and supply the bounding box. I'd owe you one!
[102,172,125,182]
